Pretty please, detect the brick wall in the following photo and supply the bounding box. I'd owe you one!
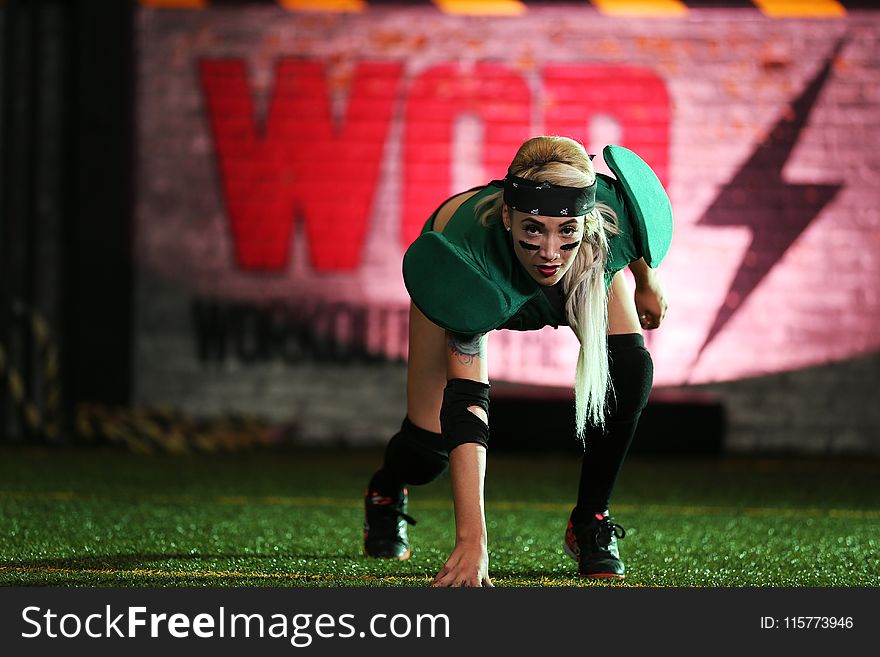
[135,5,880,452]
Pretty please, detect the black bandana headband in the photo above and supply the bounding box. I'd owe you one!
[503,172,597,218]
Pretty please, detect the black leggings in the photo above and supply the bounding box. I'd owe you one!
[367,416,448,494]
[573,333,653,521]
[368,332,653,516]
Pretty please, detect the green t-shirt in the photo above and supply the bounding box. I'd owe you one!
[403,146,672,335]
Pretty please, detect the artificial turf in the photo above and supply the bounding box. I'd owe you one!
[1,445,878,587]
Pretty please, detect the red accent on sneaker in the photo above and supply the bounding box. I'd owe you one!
[564,519,580,559]
[579,572,624,580]
[368,489,409,506]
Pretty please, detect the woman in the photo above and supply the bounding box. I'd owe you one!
[363,136,671,586]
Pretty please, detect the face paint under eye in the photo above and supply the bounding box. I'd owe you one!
[518,240,540,252]
[559,240,581,251]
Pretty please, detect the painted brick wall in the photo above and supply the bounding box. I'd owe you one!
[135,6,880,452]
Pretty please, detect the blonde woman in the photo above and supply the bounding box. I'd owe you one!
[364,136,671,586]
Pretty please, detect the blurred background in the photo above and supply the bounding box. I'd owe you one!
[2,0,879,458]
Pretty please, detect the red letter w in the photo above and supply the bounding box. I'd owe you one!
[200,59,402,271]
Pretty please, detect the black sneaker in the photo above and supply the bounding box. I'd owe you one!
[564,511,626,579]
[364,487,417,560]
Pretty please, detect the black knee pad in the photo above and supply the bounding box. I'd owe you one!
[383,416,449,486]
[440,378,490,452]
[607,333,654,421]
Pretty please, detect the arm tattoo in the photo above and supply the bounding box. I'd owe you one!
[447,332,485,367]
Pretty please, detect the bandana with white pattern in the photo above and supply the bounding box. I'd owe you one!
[502,172,596,217]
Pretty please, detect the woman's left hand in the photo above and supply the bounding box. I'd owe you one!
[634,271,668,330]
[432,539,492,588]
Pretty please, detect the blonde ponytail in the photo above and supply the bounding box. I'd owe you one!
[561,203,617,440]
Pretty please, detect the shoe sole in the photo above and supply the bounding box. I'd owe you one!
[363,548,411,561]
[578,572,625,580]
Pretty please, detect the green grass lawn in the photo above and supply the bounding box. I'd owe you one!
[1,446,878,587]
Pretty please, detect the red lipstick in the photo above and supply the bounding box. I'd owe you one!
[536,265,559,278]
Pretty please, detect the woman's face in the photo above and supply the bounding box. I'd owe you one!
[502,205,584,287]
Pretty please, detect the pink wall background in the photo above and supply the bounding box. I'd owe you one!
[135,5,880,450]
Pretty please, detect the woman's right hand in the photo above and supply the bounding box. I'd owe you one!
[432,539,492,587]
